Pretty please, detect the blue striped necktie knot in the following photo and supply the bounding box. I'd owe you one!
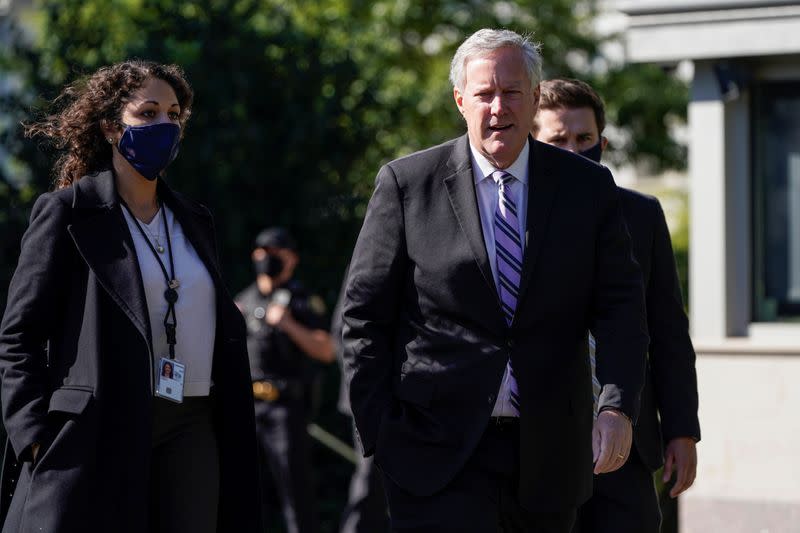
[493,170,515,187]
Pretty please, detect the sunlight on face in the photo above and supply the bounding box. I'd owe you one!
[453,47,538,169]
[121,77,181,128]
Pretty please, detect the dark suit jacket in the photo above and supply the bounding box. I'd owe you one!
[617,189,700,472]
[0,171,261,532]
[332,263,353,417]
[342,135,649,511]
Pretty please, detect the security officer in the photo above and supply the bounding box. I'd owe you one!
[236,227,335,533]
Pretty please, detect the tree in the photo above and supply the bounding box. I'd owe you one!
[2,0,688,303]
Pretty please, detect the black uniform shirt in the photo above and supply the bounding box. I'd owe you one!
[236,280,328,382]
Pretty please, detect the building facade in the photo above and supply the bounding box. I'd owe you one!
[617,1,800,531]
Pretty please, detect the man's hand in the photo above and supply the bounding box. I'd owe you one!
[663,437,697,498]
[265,303,292,329]
[592,409,633,474]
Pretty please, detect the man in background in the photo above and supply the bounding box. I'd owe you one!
[236,227,335,533]
[532,78,700,533]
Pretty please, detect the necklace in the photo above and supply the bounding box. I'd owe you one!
[121,199,180,361]
[140,207,166,254]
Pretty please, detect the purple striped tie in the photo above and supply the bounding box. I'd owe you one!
[493,170,522,414]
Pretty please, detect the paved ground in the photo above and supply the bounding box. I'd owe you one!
[681,497,800,533]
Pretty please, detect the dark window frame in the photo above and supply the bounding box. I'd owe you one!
[752,80,800,322]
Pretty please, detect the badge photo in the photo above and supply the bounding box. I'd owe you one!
[156,357,185,403]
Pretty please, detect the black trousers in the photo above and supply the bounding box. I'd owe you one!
[381,420,576,533]
[572,450,661,533]
[150,395,219,533]
[255,397,319,533]
[339,422,390,533]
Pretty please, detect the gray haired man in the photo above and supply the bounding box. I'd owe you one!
[342,29,648,532]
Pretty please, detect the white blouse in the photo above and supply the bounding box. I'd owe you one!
[122,204,216,396]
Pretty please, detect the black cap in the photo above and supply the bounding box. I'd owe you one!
[254,227,297,251]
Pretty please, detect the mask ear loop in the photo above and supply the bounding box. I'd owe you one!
[109,122,125,155]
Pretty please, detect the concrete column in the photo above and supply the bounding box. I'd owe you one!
[689,60,751,339]
[689,62,728,339]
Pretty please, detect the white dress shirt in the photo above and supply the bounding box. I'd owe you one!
[122,205,217,396]
[469,140,531,417]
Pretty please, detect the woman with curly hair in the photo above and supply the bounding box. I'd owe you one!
[0,60,261,533]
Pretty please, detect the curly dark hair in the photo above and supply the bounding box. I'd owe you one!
[25,60,194,189]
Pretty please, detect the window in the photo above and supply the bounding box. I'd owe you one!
[753,81,800,321]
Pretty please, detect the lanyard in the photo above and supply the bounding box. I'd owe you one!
[121,200,180,359]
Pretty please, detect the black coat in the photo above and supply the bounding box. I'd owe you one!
[342,136,649,511]
[0,171,261,532]
[617,189,700,471]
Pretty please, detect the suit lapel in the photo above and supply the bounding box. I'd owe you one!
[158,182,225,291]
[515,140,560,316]
[443,135,502,309]
[67,173,229,351]
[67,171,152,349]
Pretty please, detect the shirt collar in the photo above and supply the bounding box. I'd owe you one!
[469,138,530,186]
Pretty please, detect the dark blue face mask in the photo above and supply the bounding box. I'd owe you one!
[579,141,603,163]
[117,122,181,181]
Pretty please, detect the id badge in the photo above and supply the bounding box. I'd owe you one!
[156,357,185,403]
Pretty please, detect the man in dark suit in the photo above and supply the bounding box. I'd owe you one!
[341,29,649,532]
[532,78,700,533]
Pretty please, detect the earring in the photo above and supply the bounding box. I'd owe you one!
[107,138,114,144]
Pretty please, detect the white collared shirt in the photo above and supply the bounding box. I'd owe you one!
[468,139,531,417]
[122,205,217,396]
[469,140,530,287]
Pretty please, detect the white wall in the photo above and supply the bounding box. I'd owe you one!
[682,349,800,532]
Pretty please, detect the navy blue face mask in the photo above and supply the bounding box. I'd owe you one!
[579,141,603,164]
[117,122,181,181]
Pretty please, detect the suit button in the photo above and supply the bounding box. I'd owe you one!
[488,393,496,404]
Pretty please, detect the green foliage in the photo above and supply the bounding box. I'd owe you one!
[1,1,689,529]
[671,207,690,309]
[597,64,688,172]
[651,187,690,308]
[1,0,689,304]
